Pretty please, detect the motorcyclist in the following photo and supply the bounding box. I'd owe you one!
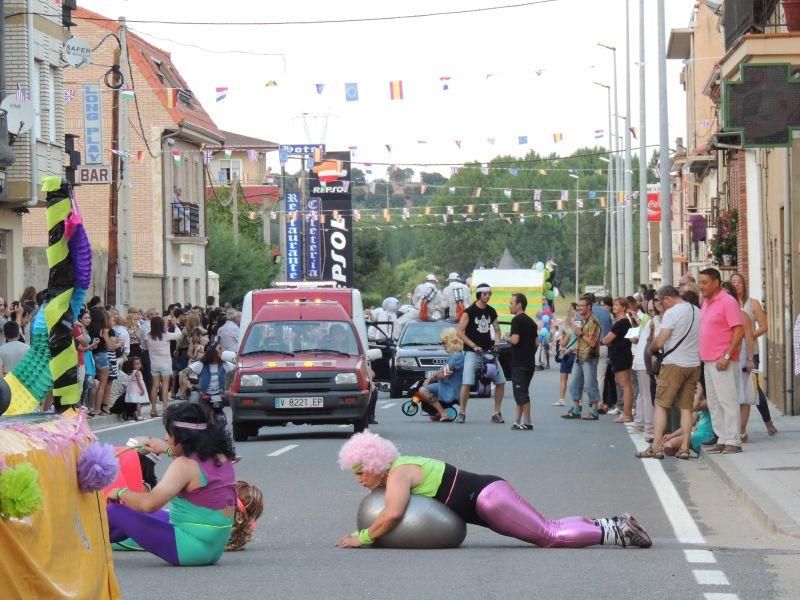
[441,272,471,322]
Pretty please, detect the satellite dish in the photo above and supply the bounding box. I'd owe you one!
[63,36,92,68]
[0,95,35,135]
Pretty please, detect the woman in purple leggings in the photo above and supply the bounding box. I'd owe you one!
[335,431,652,549]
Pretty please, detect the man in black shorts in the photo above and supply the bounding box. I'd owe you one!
[456,283,506,423]
[506,293,537,430]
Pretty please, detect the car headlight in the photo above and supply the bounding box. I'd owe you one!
[239,374,263,388]
[335,372,358,385]
[396,357,417,367]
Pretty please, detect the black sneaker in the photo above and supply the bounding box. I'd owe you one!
[701,434,719,447]
[455,413,466,424]
[561,409,582,420]
[520,423,533,431]
[511,422,522,430]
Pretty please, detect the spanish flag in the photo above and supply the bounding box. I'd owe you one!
[166,88,178,108]
[389,80,403,100]
[553,133,563,143]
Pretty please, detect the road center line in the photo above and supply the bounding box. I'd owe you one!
[626,429,706,545]
[703,594,740,600]
[380,402,396,409]
[267,444,299,457]
[684,549,716,563]
[693,570,730,586]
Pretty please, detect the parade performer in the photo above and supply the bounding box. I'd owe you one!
[412,274,444,321]
[441,273,470,322]
[0,178,90,416]
[106,402,253,566]
[336,431,652,549]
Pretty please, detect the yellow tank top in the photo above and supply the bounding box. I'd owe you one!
[390,456,446,498]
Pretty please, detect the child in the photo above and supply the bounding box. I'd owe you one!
[124,357,149,421]
[226,481,264,551]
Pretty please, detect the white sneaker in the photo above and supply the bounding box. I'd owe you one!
[608,407,622,415]
[553,399,565,406]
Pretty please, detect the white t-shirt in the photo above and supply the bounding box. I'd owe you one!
[113,325,131,356]
[659,301,700,368]
[188,361,234,396]
[217,321,240,353]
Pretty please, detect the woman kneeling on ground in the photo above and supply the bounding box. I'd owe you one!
[107,402,258,565]
[335,431,652,549]
[415,328,465,422]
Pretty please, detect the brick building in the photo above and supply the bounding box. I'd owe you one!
[22,7,224,310]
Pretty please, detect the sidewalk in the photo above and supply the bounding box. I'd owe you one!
[701,407,800,538]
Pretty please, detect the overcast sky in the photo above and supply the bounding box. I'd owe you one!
[81,0,699,177]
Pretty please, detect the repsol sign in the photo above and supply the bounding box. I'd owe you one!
[312,181,350,194]
[327,217,349,284]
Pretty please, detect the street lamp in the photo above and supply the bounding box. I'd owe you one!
[593,80,615,297]
[569,172,581,301]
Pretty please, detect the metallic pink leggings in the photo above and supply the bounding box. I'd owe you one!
[475,480,602,548]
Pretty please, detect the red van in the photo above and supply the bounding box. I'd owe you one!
[228,287,381,440]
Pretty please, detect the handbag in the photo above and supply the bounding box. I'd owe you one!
[651,306,695,376]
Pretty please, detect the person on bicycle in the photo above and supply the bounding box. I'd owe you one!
[415,328,465,422]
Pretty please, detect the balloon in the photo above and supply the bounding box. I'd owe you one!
[535,311,543,319]
[357,489,467,549]
[544,270,551,280]
[542,315,550,323]
[545,291,555,300]
[543,307,552,315]
[535,262,544,271]
[545,282,553,290]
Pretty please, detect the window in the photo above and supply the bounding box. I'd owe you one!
[47,66,57,143]
[217,159,242,183]
[31,60,41,139]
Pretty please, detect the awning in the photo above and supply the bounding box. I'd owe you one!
[684,154,716,174]
[667,28,693,60]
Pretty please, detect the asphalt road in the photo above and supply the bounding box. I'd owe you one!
[96,368,794,600]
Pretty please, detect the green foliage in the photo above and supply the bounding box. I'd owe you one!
[710,210,738,263]
[206,193,278,306]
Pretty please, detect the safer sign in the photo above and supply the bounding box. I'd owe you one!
[78,165,111,185]
[82,83,103,164]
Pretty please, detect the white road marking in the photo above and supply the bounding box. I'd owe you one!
[267,444,299,457]
[380,402,396,409]
[627,432,706,544]
[703,594,740,600]
[92,418,155,433]
[685,549,717,564]
[693,570,730,586]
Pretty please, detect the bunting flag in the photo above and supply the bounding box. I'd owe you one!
[560,190,569,201]
[348,145,358,152]
[402,207,410,220]
[389,80,404,100]
[417,139,428,144]
[385,144,392,153]
[630,127,638,139]
[446,206,454,215]
[503,189,512,199]
[653,164,661,180]
[589,190,596,199]
[553,133,563,143]
[519,213,525,224]
[215,86,228,102]
[345,82,359,102]
[265,80,278,87]
[473,188,482,198]
[247,149,259,162]
[535,200,542,212]
[576,199,584,208]
[383,209,390,221]
[518,136,528,145]
[594,129,605,139]
[467,204,474,214]
[364,162,373,174]
[480,166,489,175]
[136,150,144,161]
[454,140,462,149]
[63,88,76,104]
[172,150,182,163]
[599,197,606,207]
[557,212,566,219]
[538,169,547,175]
[353,209,361,221]
[491,203,499,213]
[420,184,427,195]
[487,137,496,145]
[508,168,518,176]
[166,88,178,108]
[593,211,602,217]
[448,187,456,194]
[440,76,451,90]
[224,149,232,158]
[315,83,325,95]
[121,87,134,100]
[512,202,520,211]
[368,182,376,193]
[534,189,542,200]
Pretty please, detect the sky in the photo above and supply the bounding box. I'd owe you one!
[80,0,699,178]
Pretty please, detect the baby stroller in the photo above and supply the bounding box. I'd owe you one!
[401,378,460,421]
[475,351,499,398]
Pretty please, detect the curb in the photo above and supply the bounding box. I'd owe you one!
[701,451,800,540]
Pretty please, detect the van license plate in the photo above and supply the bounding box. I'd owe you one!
[274,397,324,409]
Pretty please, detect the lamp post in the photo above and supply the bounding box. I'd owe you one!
[594,80,615,297]
[657,0,673,284]
[569,172,580,301]
[638,0,650,284]
[623,0,635,295]
[598,41,624,296]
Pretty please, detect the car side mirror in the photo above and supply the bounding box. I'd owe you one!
[367,348,383,361]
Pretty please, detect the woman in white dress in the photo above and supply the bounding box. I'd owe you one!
[146,315,182,418]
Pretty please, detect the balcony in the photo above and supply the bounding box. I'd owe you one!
[722,0,781,50]
[171,201,200,238]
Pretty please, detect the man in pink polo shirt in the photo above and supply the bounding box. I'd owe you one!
[698,268,744,454]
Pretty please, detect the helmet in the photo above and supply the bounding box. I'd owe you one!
[448,272,460,281]
[425,273,438,283]
[382,297,400,312]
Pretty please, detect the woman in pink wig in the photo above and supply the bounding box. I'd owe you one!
[336,431,652,550]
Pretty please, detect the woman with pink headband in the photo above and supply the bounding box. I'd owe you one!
[336,431,651,550]
[107,403,260,565]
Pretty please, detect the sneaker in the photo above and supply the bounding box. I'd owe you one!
[455,413,466,424]
[581,412,599,421]
[511,422,522,430]
[722,445,742,454]
[608,407,622,415]
[705,444,726,454]
[491,412,505,424]
[618,513,652,548]
[552,399,565,407]
[520,423,534,431]
[701,434,719,447]
[561,409,582,419]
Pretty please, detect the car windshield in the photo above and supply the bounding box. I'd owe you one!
[241,321,360,356]
[399,322,454,347]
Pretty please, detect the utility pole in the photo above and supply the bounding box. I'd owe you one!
[657,0,673,284]
[117,18,132,309]
[594,81,614,296]
[638,0,649,284]
[570,174,580,300]
[624,0,634,294]
[106,29,121,306]
[231,173,239,246]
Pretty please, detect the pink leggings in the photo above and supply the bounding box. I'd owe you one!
[475,480,602,548]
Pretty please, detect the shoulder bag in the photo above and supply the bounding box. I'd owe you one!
[652,306,695,376]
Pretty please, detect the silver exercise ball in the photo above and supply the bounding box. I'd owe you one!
[356,489,467,549]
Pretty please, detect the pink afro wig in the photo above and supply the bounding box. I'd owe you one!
[338,431,399,474]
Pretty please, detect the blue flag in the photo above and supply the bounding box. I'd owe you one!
[315,83,325,95]
[345,82,359,102]
[518,136,528,145]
